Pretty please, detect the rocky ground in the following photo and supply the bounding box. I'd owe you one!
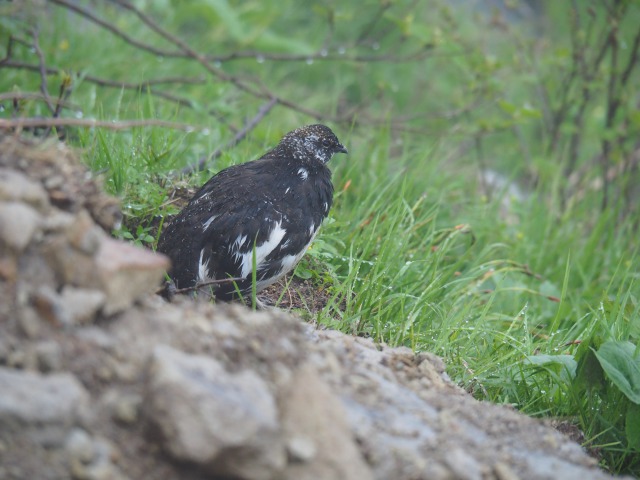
[0,133,620,479]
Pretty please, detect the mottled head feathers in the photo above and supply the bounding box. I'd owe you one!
[276,124,348,164]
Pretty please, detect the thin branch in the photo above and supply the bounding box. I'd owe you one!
[0,117,209,132]
[30,27,55,115]
[356,2,392,45]
[156,276,245,296]
[619,23,640,89]
[0,59,206,88]
[601,37,617,210]
[205,47,434,64]
[180,98,278,175]
[0,60,236,127]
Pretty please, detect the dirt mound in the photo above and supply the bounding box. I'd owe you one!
[0,134,616,479]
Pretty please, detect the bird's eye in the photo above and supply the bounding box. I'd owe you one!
[322,139,332,148]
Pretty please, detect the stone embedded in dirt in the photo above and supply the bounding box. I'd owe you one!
[32,285,107,328]
[0,168,50,210]
[0,135,121,231]
[0,367,88,429]
[146,344,285,479]
[95,237,169,315]
[35,340,64,373]
[280,363,374,480]
[65,210,104,256]
[60,287,107,326]
[0,201,42,252]
[32,285,72,327]
[65,428,127,480]
[101,389,142,425]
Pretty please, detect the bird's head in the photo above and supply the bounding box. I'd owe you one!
[281,124,348,164]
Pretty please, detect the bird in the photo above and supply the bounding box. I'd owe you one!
[156,124,348,301]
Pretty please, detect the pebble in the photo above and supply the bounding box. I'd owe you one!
[0,367,89,426]
[59,286,106,325]
[286,436,317,463]
[0,168,49,209]
[36,341,64,372]
[0,202,41,251]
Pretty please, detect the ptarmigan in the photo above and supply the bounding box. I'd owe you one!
[157,124,347,300]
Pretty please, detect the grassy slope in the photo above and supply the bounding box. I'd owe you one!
[1,0,639,474]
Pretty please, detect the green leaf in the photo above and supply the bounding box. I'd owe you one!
[524,354,577,383]
[294,265,313,280]
[627,403,640,450]
[594,341,640,404]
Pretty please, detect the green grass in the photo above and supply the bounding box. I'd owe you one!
[2,0,639,474]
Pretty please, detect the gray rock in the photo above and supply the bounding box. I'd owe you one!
[280,363,374,480]
[17,306,42,338]
[32,285,70,326]
[101,390,141,425]
[0,168,49,210]
[146,344,285,479]
[66,428,96,465]
[41,233,99,288]
[0,367,88,428]
[35,341,64,372]
[64,211,103,255]
[66,429,127,480]
[40,210,76,233]
[59,286,106,325]
[0,201,41,251]
[95,237,169,315]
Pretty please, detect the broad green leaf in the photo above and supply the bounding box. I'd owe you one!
[594,341,640,404]
[524,354,577,383]
[627,403,640,450]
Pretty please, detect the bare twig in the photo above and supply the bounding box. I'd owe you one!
[181,97,278,175]
[0,59,237,126]
[564,12,613,178]
[30,27,55,115]
[619,25,640,89]
[206,48,434,64]
[2,60,206,88]
[157,276,245,296]
[601,15,620,210]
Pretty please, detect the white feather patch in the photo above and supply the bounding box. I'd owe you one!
[230,234,248,263]
[197,248,210,283]
[297,167,309,180]
[256,227,321,290]
[238,221,287,278]
[202,215,218,231]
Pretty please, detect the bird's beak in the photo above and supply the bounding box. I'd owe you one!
[337,144,348,154]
